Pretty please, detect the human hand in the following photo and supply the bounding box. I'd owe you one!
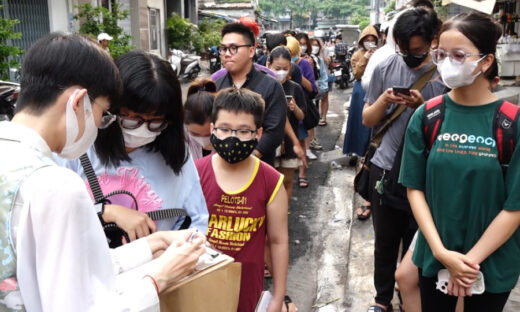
[303,55,314,67]
[437,249,480,288]
[364,49,375,59]
[103,204,156,241]
[153,237,206,293]
[447,275,472,297]
[147,229,205,258]
[287,98,297,111]
[397,89,424,109]
[382,88,406,106]
[293,142,308,168]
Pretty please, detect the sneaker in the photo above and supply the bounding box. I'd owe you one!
[309,138,323,150]
[306,149,317,160]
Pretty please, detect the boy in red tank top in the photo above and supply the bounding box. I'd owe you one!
[196,88,289,312]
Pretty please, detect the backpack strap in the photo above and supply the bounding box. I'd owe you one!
[422,95,445,156]
[493,101,520,174]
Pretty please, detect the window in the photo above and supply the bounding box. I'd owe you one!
[149,8,160,51]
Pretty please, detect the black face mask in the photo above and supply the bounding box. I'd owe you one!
[402,52,429,68]
[210,134,258,164]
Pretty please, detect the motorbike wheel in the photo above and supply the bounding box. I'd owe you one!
[189,65,200,80]
[339,77,347,89]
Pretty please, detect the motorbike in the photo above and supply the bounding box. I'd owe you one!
[332,46,356,89]
[168,49,201,81]
[0,80,20,121]
[208,46,221,74]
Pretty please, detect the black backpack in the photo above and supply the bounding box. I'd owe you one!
[422,95,520,174]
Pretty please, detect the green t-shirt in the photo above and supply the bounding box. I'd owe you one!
[399,94,520,293]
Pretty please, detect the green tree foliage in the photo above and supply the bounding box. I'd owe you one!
[384,0,396,14]
[74,2,133,59]
[0,2,22,80]
[166,14,226,54]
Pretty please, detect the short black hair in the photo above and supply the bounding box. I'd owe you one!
[212,88,264,129]
[413,0,434,9]
[393,8,439,51]
[185,78,216,125]
[95,50,187,174]
[221,22,255,45]
[265,33,287,52]
[283,30,296,37]
[16,32,121,115]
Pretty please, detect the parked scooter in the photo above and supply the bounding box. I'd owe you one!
[0,80,20,121]
[208,46,221,74]
[168,49,201,81]
[332,46,356,89]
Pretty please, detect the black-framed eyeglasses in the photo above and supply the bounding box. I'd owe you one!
[219,44,252,56]
[88,95,117,129]
[431,48,485,65]
[213,127,258,140]
[119,114,169,132]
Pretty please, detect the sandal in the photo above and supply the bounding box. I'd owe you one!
[318,119,327,126]
[356,204,371,220]
[284,295,294,312]
[298,176,309,188]
[367,305,392,312]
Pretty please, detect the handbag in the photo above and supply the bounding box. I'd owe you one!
[79,153,191,248]
[303,98,320,130]
[353,65,437,201]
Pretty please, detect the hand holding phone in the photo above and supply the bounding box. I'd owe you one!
[392,86,411,96]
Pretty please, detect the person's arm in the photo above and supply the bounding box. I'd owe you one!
[254,82,287,159]
[266,178,289,312]
[174,158,209,233]
[362,88,403,127]
[287,98,304,120]
[301,76,314,93]
[102,204,156,241]
[284,117,307,168]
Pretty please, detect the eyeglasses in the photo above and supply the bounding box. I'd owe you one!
[431,48,485,65]
[219,44,252,56]
[213,127,258,140]
[88,95,117,129]
[119,114,169,132]
[395,48,429,59]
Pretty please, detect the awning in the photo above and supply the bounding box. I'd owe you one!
[441,0,496,14]
[198,10,236,22]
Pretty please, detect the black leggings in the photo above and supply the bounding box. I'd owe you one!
[418,269,510,312]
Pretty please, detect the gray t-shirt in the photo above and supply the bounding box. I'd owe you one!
[364,54,445,170]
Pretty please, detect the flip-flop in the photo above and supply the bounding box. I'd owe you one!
[298,176,309,188]
[284,295,292,311]
[318,119,327,126]
[356,205,371,220]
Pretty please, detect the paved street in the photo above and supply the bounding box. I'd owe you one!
[182,67,520,312]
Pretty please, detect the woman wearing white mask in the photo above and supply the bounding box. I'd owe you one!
[184,78,217,160]
[0,33,205,311]
[268,46,307,200]
[59,50,208,242]
[400,12,520,312]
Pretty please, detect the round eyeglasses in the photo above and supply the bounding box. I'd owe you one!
[218,44,252,56]
[119,115,169,132]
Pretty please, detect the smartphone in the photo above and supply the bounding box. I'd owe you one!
[285,95,293,102]
[392,86,411,96]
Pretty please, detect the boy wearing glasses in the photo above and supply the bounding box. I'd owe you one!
[196,88,289,312]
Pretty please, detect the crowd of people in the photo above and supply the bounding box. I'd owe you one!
[1,0,520,311]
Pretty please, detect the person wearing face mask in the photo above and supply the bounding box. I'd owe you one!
[400,12,520,312]
[184,78,217,160]
[311,38,331,127]
[0,33,206,311]
[195,88,289,312]
[268,46,307,201]
[58,50,208,242]
[361,8,445,312]
[344,25,379,220]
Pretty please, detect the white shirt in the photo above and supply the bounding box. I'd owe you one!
[0,121,160,312]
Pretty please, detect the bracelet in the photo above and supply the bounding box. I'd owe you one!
[144,275,159,295]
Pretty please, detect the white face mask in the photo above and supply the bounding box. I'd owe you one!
[122,123,161,148]
[191,135,211,149]
[274,70,289,82]
[312,46,320,55]
[363,41,376,50]
[59,89,98,160]
[438,56,485,89]
[300,46,307,54]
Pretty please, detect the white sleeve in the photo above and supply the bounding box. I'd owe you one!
[15,167,160,312]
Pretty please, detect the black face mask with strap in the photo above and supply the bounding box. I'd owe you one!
[210,134,258,164]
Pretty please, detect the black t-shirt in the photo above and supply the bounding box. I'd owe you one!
[281,80,307,159]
